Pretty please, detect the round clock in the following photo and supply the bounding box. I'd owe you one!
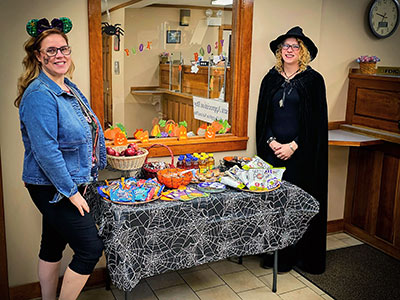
[369,0,400,38]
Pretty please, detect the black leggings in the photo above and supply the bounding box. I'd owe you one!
[26,184,104,275]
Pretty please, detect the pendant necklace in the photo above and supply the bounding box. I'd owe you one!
[279,68,300,108]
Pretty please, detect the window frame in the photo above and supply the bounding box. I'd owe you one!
[88,0,253,157]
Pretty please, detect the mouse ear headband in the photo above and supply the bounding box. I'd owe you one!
[26,17,72,37]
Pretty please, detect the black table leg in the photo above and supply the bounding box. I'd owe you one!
[272,250,278,293]
[105,266,111,290]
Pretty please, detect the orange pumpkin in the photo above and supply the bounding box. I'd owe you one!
[165,120,177,136]
[205,126,216,139]
[114,131,128,146]
[104,127,122,140]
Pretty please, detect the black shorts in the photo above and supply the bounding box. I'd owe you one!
[26,184,104,275]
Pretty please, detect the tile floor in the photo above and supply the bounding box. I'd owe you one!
[73,233,363,300]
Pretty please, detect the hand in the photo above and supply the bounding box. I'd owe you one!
[269,140,282,152]
[69,192,90,216]
[274,141,297,160]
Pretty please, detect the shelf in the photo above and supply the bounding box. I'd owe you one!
[328,129,383,147]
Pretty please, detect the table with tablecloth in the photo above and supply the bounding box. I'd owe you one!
[86,180,319,292]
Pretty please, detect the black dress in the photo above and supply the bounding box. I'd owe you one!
[256,66,328,274]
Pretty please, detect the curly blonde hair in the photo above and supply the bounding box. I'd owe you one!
[15,29,75,108]
[274,38,311,74]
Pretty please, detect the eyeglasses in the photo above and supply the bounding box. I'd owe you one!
[40,46,72,57]
[282,44,300,51]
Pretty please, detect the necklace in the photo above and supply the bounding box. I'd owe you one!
[283,68,300,83]
[279,69,300,108]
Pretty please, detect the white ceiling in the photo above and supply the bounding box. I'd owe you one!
[101,0,230,12]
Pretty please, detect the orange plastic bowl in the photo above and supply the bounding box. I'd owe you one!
[157,168,193,189]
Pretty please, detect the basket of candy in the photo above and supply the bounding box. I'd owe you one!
[106,143,148,171]
[157,168,193,189]
[142,144,175,178]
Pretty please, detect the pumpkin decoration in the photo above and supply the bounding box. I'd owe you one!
[211,120,224,133]
[165,120,177,137]
[104,127,122,140]
[205,125,216,140]
[197,123,207,136]
[114,131,128,146]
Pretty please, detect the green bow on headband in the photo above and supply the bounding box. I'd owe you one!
[26,17,73,37]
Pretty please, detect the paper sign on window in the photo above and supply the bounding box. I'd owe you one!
[193,96,229,123]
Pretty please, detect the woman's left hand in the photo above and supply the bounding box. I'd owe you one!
[274,142,297,160]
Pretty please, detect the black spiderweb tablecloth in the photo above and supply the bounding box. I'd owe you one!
[86,181,318,292]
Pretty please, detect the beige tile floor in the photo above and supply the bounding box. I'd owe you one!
[74,233,362,300]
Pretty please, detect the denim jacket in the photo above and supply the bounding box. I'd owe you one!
[19,71,107,202]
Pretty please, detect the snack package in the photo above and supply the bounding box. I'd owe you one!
[220,176,245,189]
[242,156,272,170]
[246,169,280,191]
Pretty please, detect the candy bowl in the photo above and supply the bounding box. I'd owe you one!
[157,168,193,189]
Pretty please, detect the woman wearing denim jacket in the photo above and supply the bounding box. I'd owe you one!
[15,18,106,300]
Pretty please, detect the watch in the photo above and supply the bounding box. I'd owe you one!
[368,0,400,38]
[266,137,276,144]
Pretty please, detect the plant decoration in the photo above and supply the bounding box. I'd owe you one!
[104,123,127,141]
[356,55,380,63]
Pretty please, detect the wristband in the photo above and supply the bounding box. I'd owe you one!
[289,144,295,152]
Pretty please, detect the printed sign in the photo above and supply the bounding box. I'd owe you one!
[193,96,229,123]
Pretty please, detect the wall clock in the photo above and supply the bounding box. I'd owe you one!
[369,0,400,38]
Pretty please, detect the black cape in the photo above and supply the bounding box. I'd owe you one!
[256,66,328,274]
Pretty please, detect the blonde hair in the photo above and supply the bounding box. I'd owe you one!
[274,38,311,74]
[15,29,75,108]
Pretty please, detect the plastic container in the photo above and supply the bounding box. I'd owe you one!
[185,157,192,170]
[192,157,199,169]
[177,155,185,169]
[208,153,215,170]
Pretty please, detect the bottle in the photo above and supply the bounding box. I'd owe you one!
[177,155,185,169]
[208,153,215,170]
[199,156,207,173]
[185,157,192,170]
[192,157,199,169]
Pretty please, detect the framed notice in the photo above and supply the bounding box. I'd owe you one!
[166,30,181,44]
[193,96,229,123]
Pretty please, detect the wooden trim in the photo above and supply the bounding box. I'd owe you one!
[88,0,104,126]
[328,140,383,147]
[0,152,10,300]
[9,267,107,300]
[89,0,254,157]
[218,24,232,55]
[340,124,400,144]
[328,121,345,130]
[327,219,344,233]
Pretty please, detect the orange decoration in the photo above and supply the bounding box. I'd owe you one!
[104,127,122,140]
[211,121,223,133]
[151,124,161,137]
[134,129,144,139]
[177,126,187,140]
[205,126,216,139]
[165,120,177,137]
[138,130,149,143]
[114,131,128,146]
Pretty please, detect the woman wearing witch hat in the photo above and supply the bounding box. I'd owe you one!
[256,26,328,274]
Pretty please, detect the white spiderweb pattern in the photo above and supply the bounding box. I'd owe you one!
[86,181,319,292]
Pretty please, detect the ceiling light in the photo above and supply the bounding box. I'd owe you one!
[211,0,233,6]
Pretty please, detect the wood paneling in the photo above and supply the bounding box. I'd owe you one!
[344,143,400,260]
[346,69,400,134]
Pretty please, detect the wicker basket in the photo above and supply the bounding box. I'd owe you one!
[107,146,149,171]
[142,144,175,178]
[157,168,193,189]
[359,62,376,74]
